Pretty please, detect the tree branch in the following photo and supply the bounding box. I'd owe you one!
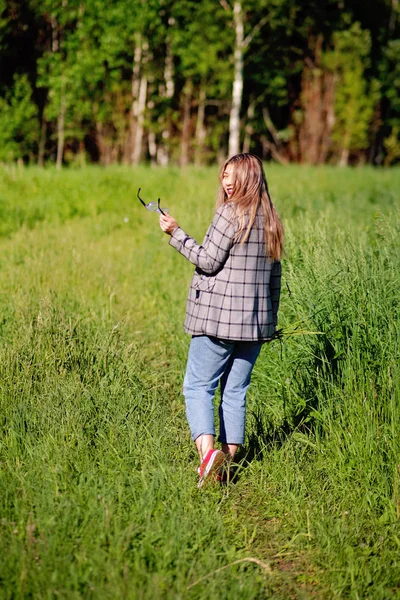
[220,0,232,11]
[262,108,290,165]
[263,107,281,147]
[243,14,269,48]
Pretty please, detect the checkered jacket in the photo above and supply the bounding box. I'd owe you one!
[169,202,282,341]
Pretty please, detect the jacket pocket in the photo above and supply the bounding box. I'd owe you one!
[193,274,216,292]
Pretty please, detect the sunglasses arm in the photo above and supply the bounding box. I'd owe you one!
[137,187,147,207]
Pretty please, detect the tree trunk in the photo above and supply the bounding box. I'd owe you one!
[195,85,207,165]
[338,145,350,166]
[132,73,148,165]
[228,0,244,158]
[297,36,336,164]
[128,33,143,164]
[262,108,290,164]
[56,79,66,170]
[50,15,65,169]
[131,39,149,166]
[78,139,86,168]
[164,32,175,99]
[38,116,47,167]
[96,121,113,166]
[242,97,255,154]
[180,78,193,167]
[318,72,336,163]
[148,130,157,165]
[157,34,175,166]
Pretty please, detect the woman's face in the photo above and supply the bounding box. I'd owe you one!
[222,164,235,197]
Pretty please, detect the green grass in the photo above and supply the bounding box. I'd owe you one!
[0,164,399,599]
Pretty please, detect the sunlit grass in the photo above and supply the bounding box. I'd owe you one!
[0,164,399,598]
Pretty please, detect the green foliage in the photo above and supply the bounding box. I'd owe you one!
[171,0,230,87]
[0,165,399,597]
[0,1,399,164]
[35,0,108,143]
[0,0,10,55]
[384,127,400,166]
[325,23,380,156]
[0,74,39,162]
[380,39,400,129]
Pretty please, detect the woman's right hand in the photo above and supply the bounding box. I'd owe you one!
[159,213,179,235]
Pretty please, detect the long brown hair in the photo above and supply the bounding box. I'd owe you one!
[217,153,284,261]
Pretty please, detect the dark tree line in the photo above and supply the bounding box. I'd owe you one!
[0,0,399,167]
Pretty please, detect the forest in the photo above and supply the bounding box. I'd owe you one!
[1,0,399,167]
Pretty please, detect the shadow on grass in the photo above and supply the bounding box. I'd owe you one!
[227,332,342,484]
[224,417,312,486]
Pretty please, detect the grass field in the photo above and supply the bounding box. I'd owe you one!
[0,164,399,599]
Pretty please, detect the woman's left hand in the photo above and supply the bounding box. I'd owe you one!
[160,213,179,235]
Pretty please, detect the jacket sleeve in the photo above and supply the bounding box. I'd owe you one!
[270,260,282,327]
[169,204,235,274]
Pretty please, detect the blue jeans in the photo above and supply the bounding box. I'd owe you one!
[183,336,263,445]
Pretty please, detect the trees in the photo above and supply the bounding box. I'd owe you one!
[325,23,379,166]
[0,74,39,162]
[380,39,400,165]
[170,0,231,164]
[0,0,399,165]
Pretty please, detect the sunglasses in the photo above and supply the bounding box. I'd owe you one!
[137,188,167,216]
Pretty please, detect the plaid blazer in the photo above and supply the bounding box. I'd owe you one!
[169,202,282,341]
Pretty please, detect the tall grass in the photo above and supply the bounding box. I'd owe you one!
[0,164,399,598]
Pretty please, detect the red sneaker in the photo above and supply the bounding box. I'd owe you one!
[198,449,226,488]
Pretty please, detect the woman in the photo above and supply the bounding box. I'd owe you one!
[160,153,284,487]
